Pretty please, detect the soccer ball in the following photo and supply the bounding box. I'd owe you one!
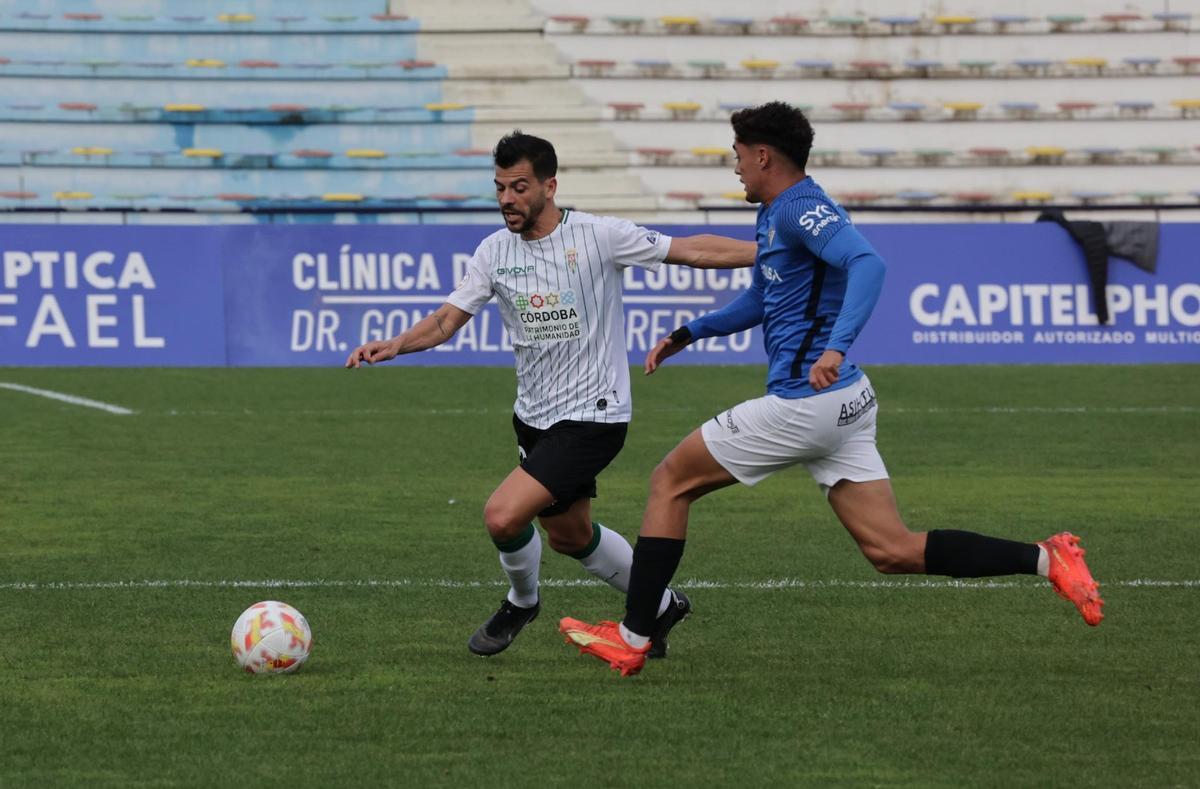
[230,600,313,674]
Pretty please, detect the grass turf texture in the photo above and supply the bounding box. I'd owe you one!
[1,365,1197,787]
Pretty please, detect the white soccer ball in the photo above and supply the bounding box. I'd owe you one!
[230,600,313,674]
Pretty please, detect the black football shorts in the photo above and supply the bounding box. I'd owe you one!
[512,414,628,517]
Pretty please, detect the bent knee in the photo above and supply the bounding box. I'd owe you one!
[482,502,528,542]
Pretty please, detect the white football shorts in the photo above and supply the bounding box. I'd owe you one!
[700,374,889,491]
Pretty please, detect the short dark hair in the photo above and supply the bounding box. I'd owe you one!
[493,130,557,180]
[730,102,815,170]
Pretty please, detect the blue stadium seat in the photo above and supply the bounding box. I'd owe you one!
[889,102,926,120]
[1124,57,1160,73]
[1014,58,1052,75]
[1001,101,1039,119]
[990,14,1031,31]
[876,16,920,34]
[905,59,942,77]
[1153,12,1191,30]
[1116,100,1154,117]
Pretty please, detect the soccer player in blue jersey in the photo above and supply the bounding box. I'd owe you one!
[560,102,1104,676]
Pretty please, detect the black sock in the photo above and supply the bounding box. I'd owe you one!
[623,537,685,637]
[924,529,1040,577]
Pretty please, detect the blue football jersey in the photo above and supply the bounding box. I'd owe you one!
[687,176,886,399]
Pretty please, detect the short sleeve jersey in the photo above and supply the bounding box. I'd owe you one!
[447,209,671,428]
[755,176,865,398]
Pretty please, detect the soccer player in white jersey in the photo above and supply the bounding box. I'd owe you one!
[346,132,756,657]
[560,102,1104,677]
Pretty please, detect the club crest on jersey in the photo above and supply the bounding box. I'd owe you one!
[565,248,578,271]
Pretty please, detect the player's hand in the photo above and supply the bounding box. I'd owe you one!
[808,349,844,391]
[345,339,397,369]
[644,335,688,375]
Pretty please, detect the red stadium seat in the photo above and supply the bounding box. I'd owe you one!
[832,102,870,121]
[637,147,676,164]
[269,103,307,112]
[1175,56,1200,74]
[372,14,409,22]
[1100,12,1141,30]
[64,12,102,21]
[577,59,617,76]
[1058,101,1098,117]
[240,59,280,68]
[59,102,98,112]
[769,16,809,34]
[292,149,333,159]
[608,101,644,120]
[550,15,590,32]
[849,59,890,76]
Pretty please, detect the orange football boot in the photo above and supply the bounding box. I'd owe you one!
[559,617,649,677]
[1040,532,1104,626]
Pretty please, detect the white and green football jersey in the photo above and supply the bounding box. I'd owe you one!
[447,210,672,428]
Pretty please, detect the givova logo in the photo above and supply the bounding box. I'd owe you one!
[515,290,576,310]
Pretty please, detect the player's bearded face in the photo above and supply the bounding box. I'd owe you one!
[495,163,552,233]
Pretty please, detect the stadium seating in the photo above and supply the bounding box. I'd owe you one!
[1,0,1196,220]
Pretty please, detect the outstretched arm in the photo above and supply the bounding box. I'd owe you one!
[645,275,765,374]
[665,235,757,269]
[345,302,473,368]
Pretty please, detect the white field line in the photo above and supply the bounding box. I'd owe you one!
[151,405,1200,417]
[1,577,1196,592]
[0,382,135,415]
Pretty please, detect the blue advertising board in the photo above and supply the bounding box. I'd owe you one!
[1,223,1197,366]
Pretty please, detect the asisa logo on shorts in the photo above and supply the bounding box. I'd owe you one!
[837,385,877,426]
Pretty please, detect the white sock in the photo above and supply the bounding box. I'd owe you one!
[1036,545,1049,578]
[619,622,650,649]
[576,524,674,615]
[498,528,542,608]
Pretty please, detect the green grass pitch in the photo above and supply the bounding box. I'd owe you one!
[1,365,1198,787]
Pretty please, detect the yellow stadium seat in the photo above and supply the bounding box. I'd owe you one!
[323,193,365,202]
[935,15,977,25]
[1012,191,1054,202]
[660,16,701,32]
[1171,99,1200,117]
[183,148,223,158]
[346,149,387,159]
[71,146,114,156]
[164,103,205,112]
[1066,57,1107,74]
[722,191,747,201]
[217,13,255,23]
[185,59,226,68]
[663,101,702,119]
[741,59,780,72]
[424,102,466,112]
[944,101,983,119]
[1026,146,1067,157]
[54,191,93,200]
[692,147,730,157]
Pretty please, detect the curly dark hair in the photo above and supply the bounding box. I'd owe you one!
[493,130,558,180]
[730,102,815,170]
